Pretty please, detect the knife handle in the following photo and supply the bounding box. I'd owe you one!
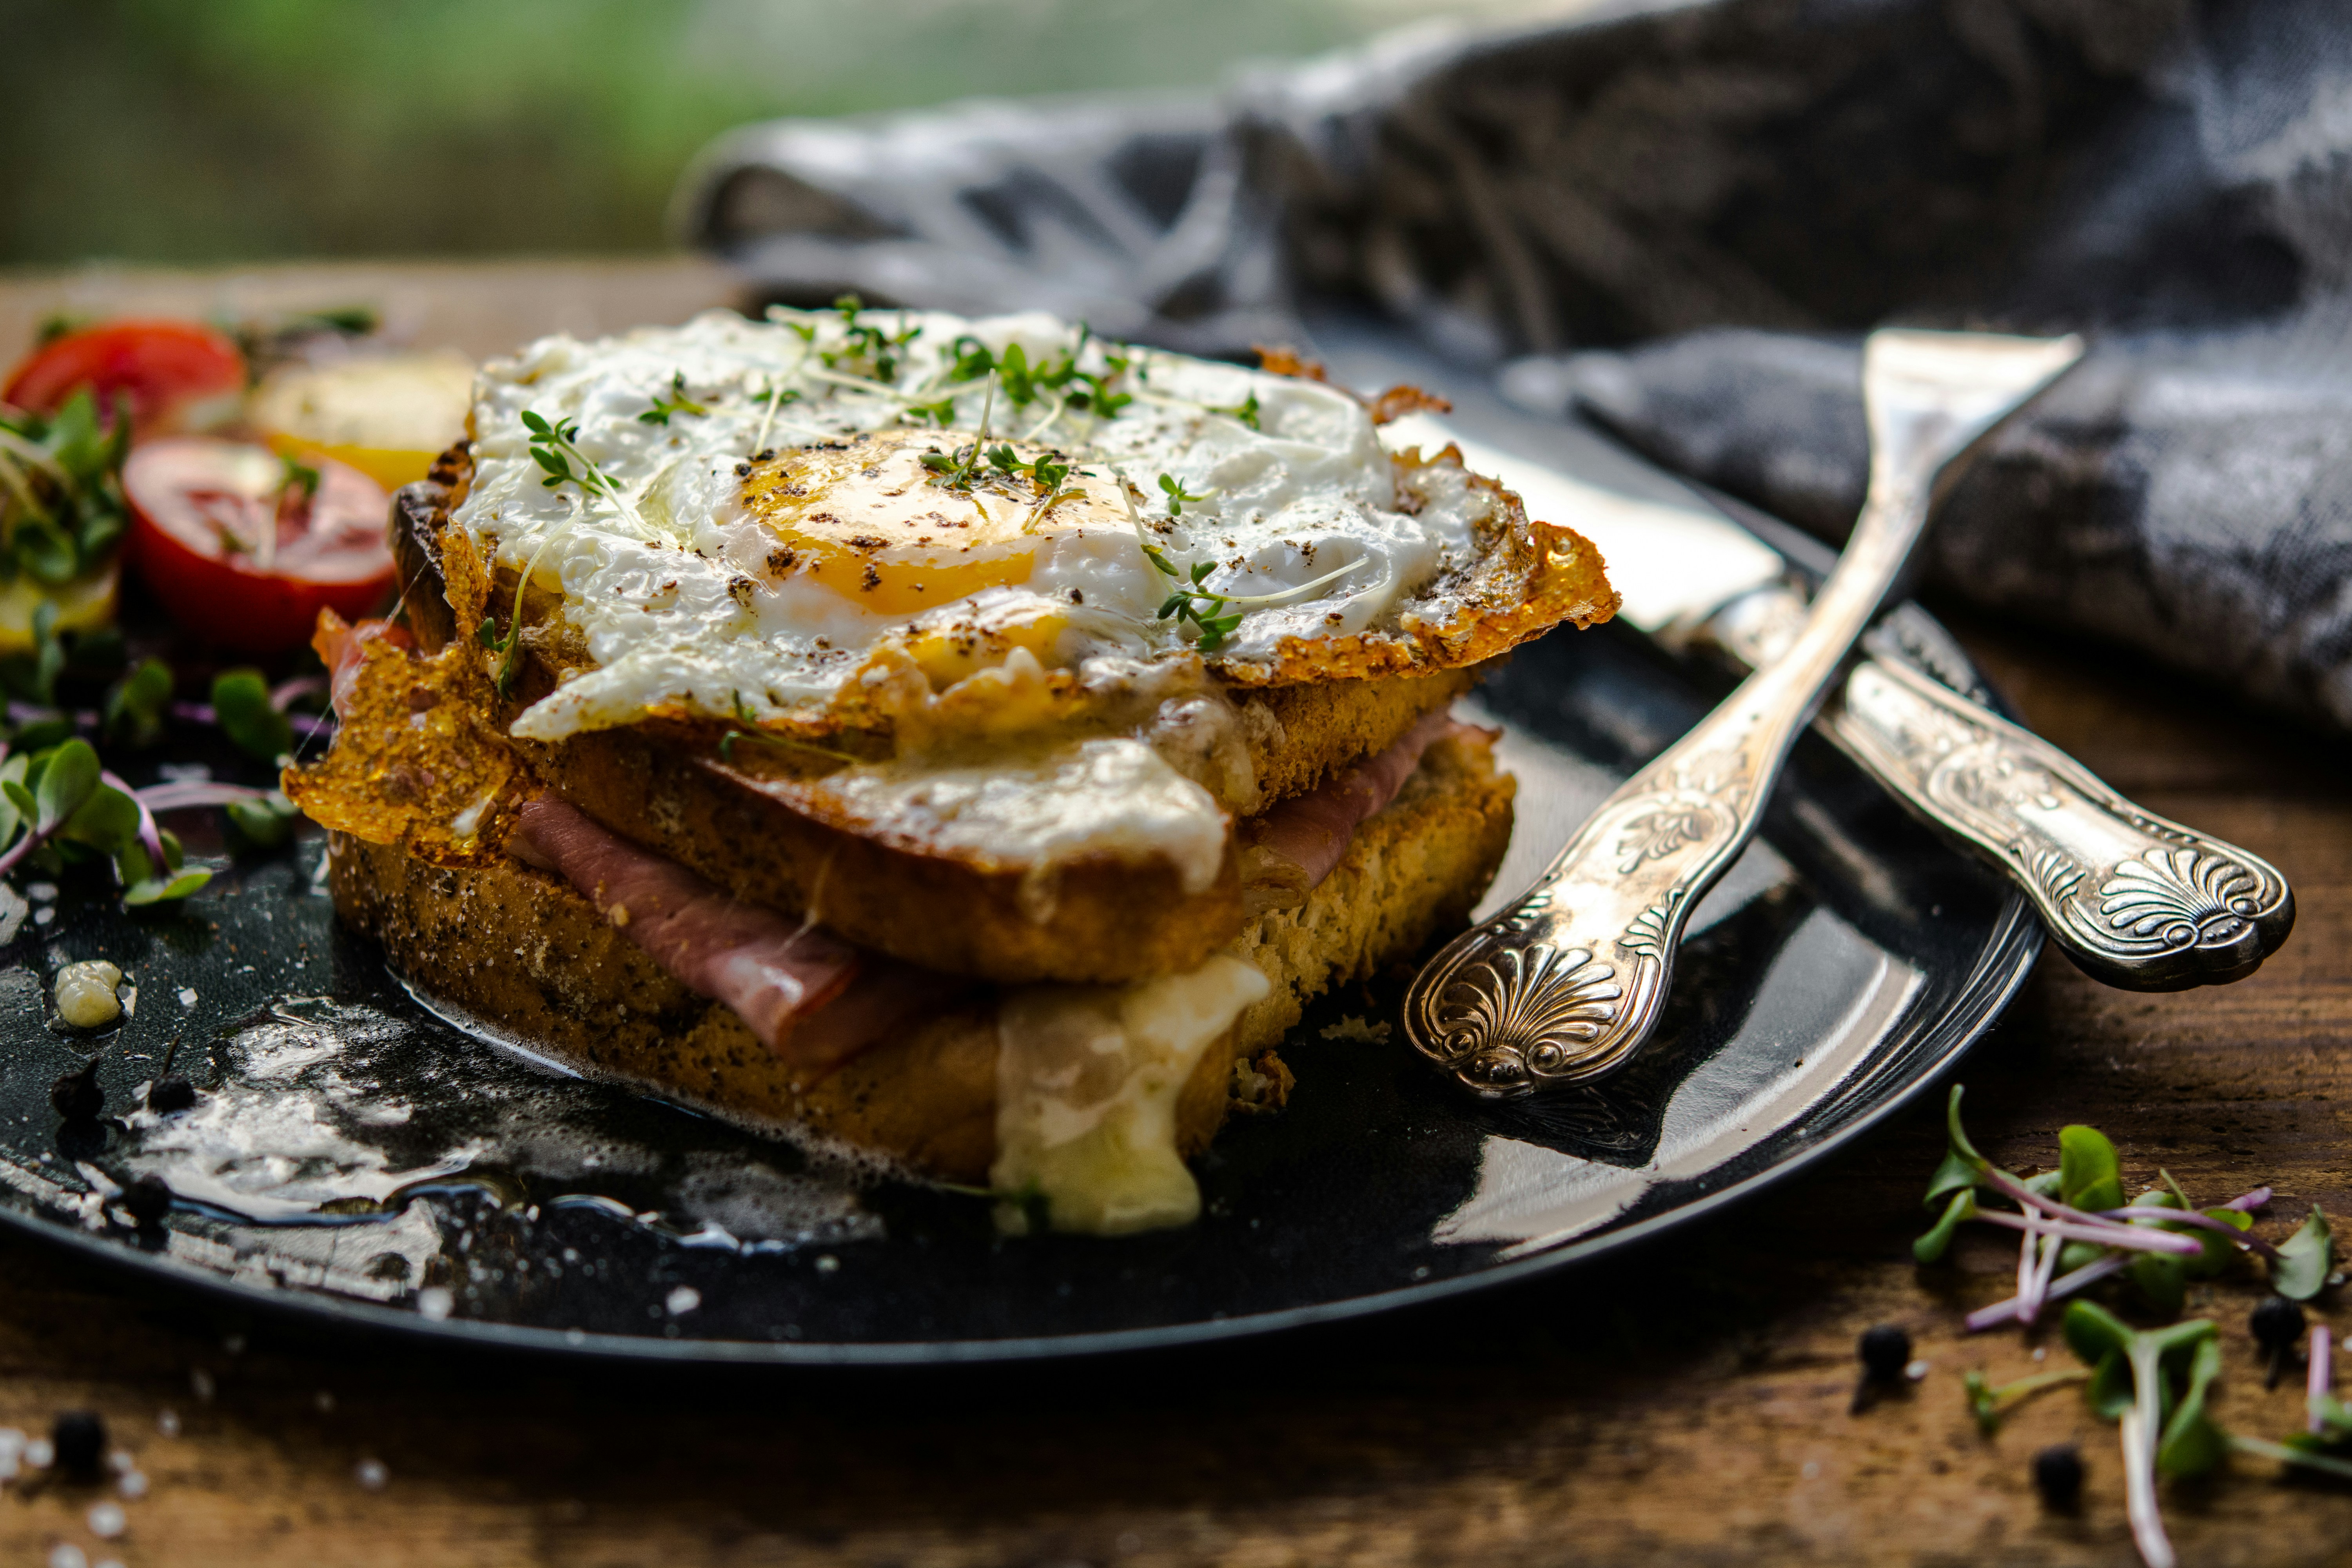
[1705,586,2294,989]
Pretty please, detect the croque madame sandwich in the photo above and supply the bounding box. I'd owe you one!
[285,305,1617,1234]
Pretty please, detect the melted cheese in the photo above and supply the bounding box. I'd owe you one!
[991,954,1270,1235]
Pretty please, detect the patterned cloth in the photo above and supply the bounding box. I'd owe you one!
[675,0,2352,730]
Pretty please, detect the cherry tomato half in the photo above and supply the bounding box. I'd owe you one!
[125,438,396,653]
[4,319,247,436]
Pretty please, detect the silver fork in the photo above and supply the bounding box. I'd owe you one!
[1404,328,2085,1099]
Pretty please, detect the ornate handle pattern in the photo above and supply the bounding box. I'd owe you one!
[1828,653,2293,987]
[1406,330,2085,1098]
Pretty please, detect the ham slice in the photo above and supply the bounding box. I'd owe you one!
[513,796,962,1072]
[497,710,1472,1073]
[1244,709,1481,889]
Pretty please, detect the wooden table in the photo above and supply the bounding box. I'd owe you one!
[0,263,2345,1567]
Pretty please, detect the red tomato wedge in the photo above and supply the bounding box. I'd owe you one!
[4,319,247,436]
[125,439,396,653]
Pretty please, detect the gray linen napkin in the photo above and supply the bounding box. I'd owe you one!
[675,0,2352,730]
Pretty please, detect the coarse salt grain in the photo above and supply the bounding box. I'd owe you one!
[118,1472,147,1500]
[87,1500,125,1538]
[1904,1359,1931,1381]
[189,1369,215,1403]
[417,1287,454,1321]
[0,1427,21,1458]
[814,1254,840,1274]
[355,1457,388,1492]
[177,988,196,1009]
[47,1544,85,1568]
[107,1450,132,1475]
[664,1285,701,1316]
[155,1410,180,1437]
[26,1437,54,1468]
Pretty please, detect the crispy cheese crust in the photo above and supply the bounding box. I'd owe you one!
[328,730,1515,1183]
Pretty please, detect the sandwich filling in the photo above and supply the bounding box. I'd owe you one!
[296,306,1612,1234]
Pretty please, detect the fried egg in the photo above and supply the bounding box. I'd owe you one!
[451,307,1552,747]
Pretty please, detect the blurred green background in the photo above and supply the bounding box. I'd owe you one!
[2,0,1528,268]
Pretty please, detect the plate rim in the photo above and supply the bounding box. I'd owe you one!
[0,894,2039,1368]
[0,623,2043,1369]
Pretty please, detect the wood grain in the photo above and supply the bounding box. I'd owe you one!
[2,266,2348,1566]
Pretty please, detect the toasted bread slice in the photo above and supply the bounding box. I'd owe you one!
[388,461,1489,982]
[328,728,1514,1183]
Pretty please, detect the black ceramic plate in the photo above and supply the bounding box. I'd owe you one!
[0,397,2038,1367]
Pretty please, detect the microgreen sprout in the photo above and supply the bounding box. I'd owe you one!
[750,380,801,456]
[637,371,708,427]
[954,332,1131,411]
[2064,1302,2222,1568]
[1118,474,1364,653]
[520,410,650,536]
[0,388,132,586]
[0,738,210,904]
[919,376,997,492]
[1208,390,1262,430]
[1962,1365,2090,1436]
[817,294,920,383]
[717,691,853,768]
[982,445,1072,495]
[2230,1372,2352,1482]
[474,511,580,699]
[1916,1087,2315,1330]
[1157,473,1210,516]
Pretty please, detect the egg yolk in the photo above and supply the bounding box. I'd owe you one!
[741,429,1126,615]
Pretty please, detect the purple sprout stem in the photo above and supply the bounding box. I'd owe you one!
[2098,1206,2285,1262]
[134,781,276,813]
[2314,1325,2335,1435]
[269,674,327,711]
[6,702,96,732]
[1965,1253,2134,1332]
[2223,1186,2274,1212]
[100,769,168,874]
[2121,1340,2176,1568]
[2026,1229,2063,1327]
[1973,1209,2203,1256]
[1982,1167,2151,1234]
[169,700,333,740]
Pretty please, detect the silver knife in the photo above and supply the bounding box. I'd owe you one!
[1382,412,2294,991]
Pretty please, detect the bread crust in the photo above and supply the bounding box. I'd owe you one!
[328,730,1515,1183]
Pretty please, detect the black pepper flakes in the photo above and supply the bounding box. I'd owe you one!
[2033,1444,2083,1510]
[148,1073,197,1114]
[50,1058,102,1122]
[51,1409,105,1477]
[1851,1323,1912,1413]
[119,1174,172,1228]
[2253,1294,2305,1388]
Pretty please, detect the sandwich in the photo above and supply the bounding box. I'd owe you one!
[286,305,1616,1234]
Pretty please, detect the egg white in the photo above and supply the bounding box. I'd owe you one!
[452,308,1495,743]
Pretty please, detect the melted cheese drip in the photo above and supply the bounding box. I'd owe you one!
[991,955,1270,1235]
[811,737,1229,902]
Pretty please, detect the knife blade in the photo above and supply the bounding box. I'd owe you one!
[1378,410,2293,991]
